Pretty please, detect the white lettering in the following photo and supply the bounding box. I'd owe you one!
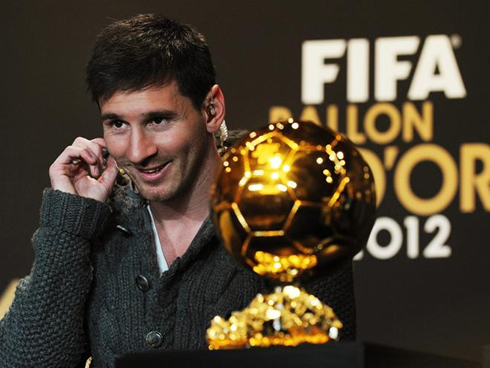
[301,35,465,103]
[347,39,370,103]
[355,215,452,260]
[408,35,467,100]
[366,217,403,260]
[301,40,346,104]
[375,36,420,101]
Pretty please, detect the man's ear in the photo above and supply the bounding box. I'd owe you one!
[204,84,225,134]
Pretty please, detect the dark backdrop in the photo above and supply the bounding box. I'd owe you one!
[1,0,489,363]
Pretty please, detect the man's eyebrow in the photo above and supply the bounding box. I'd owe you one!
[101,110,178,120]
[101,112,122,120]
[142,110,178,119]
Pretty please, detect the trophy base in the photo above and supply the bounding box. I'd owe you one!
[207,285,342,350]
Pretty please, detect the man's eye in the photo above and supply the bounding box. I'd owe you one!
[150,117,168,125]
[111,120,125,129]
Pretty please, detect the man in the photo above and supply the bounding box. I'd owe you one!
[0,14,356,367]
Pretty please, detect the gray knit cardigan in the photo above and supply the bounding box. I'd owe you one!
[0,186,356,367]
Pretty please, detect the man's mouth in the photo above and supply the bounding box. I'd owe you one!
[140,166,163,174]
[136,161,171,180]
[138,162,169,172]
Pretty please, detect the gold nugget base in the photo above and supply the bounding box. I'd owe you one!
[207,285,342,350]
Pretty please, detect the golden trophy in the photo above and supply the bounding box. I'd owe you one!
[207,120,376,349]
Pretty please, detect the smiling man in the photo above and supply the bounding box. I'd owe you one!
[0,14,356,367]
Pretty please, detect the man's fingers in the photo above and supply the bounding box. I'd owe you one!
[91,138,110,167]
[91,137,106,147]
[52,146,97,167]
[50,137,115,202]
[72,137,106,166]
[73,137,101,152]
[99,156,119,193]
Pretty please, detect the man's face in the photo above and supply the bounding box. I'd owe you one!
[100,81,212,203]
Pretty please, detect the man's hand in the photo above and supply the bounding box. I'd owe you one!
[49,137,119,203]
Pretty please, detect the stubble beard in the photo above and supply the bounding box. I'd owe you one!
[130,152,204,205]
[129,165,182,203]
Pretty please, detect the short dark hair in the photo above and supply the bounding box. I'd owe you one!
[86,14,216,109]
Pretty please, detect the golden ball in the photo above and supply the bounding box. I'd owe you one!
[211,121,376,281]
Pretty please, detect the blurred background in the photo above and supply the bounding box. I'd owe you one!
[0,0,488,363]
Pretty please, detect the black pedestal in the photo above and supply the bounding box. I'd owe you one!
[116,343,479,368]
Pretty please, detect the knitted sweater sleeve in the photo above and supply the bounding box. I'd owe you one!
[0,189,112,368]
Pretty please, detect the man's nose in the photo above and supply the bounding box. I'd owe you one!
[127,129,158,165]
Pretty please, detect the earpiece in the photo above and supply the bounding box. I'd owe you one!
[208,104,216,117]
